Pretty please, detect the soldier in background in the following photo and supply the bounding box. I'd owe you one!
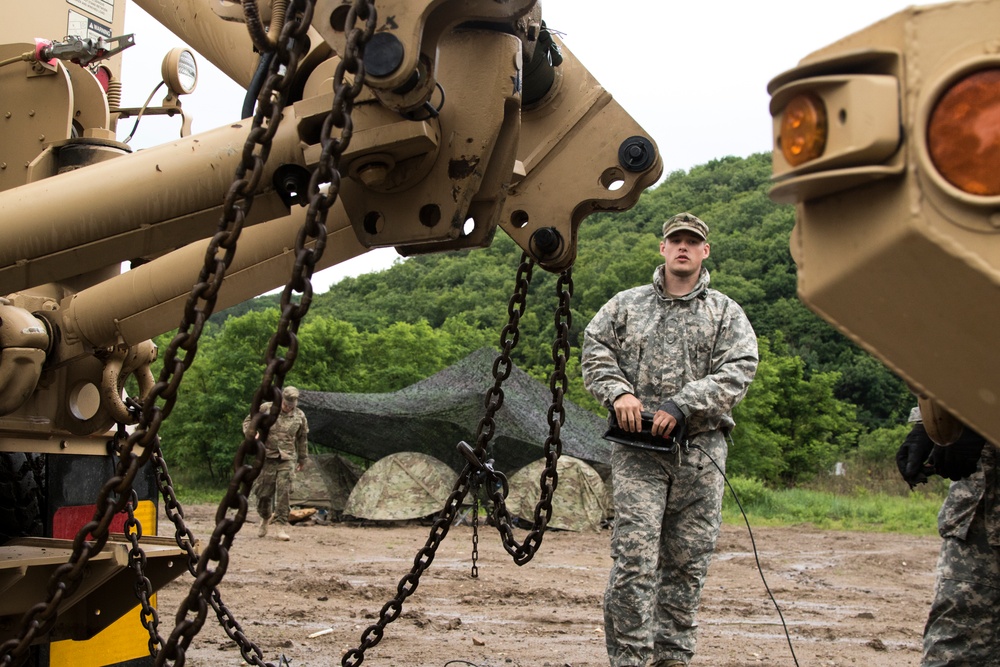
[896,407,998,666]
[581,213,758,667]
[243,386,309,541]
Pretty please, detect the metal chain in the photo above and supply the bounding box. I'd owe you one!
[152,440,270,666]
[0,1,373,665]
[475,255,534,453]
[470,496,480,578]
[1,7,310,657]
[339,256,533,666]
[124,487,162,657]
[157,1,375,665]
[342,471,474,666]
[341,256,575,666]
[485,269,573,564]
[101,422,165,658]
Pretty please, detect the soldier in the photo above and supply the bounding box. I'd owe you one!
[581,212,758,667]
[896,407,998,666]
[243,385,309,541]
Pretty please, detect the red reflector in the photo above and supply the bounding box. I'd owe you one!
[95,66,112,94]
[53,505,129,540]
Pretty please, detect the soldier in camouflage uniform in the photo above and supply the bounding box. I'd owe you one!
[243,385,309,541]
[581,213,758,667]
[896,407,998,666]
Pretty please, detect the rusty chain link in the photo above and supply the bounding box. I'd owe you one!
[341,255,574,666]
[157,1,375,665]
[0,0,374,665]
[0,2,579,666]
[483,268,573,564]
[124,486,162,657]
[153,438,271,667]
[470,495,480,578]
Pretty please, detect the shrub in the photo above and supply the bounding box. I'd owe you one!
[721,475,774,513]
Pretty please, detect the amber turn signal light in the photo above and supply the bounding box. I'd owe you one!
[927,68,1000,197]
[778,93,828,167]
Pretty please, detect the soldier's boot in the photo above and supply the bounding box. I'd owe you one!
[258,516,270,538]
[276,526,290,541]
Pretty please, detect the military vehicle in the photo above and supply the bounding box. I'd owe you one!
[767,0,1000,448]
[4,0,994,663]
[0,0,661,664]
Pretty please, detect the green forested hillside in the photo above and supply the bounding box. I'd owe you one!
[164,152,911,487]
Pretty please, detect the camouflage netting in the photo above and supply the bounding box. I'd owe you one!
[290,453,363,512]
[344,451,457,521]
[299,347,612,474]
[506,456,610,532]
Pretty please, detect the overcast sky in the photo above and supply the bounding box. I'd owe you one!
[119,0,920,290]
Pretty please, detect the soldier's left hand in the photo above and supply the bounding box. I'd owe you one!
[652,400,686,439]
[651,410,677,438]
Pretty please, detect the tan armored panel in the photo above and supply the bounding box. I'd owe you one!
[0,1,125,192]
[768,0,1000,445]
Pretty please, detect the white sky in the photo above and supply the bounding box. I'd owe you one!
[118,0,920,291]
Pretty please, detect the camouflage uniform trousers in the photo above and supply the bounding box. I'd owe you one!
[605,436,726,667]
[254,458,293,526]
[922,508,1000,666]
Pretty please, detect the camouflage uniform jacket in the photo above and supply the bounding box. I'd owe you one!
[938,444,999,546]
[581,266,758,439]
[243,403,309,462]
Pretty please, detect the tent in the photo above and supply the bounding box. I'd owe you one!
[290,453,363,513]
[344,451,458,521]
[299,347,611,474]
[505,456,610,532]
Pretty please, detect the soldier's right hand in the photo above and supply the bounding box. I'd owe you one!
[895,423,934,488]
[613,393,643,432]
[928,429,986,481]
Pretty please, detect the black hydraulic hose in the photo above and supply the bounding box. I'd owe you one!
[242,51,275,120]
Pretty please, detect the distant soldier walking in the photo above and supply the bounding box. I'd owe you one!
[582,213,758,667]
[244,386,309,541]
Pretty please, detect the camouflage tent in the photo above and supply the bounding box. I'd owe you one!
[344,451,457,521]
[290,453,363,512]
[506,456,610,532]
[299,347,611,474]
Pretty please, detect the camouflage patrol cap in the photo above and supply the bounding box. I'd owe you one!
[662,212,709,240]
[283,386,300,402]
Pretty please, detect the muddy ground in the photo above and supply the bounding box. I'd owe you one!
[154,504,941,667]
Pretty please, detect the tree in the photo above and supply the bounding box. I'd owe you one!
[158,308,309,483]
[163,152,915,489]
[358,319,488,392]
[730,336,859,486]
[296,318,365,392]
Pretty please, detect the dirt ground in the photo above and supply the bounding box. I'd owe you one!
[154,504,942,667]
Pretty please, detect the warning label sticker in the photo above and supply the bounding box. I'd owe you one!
[68,10,112,41]
[67,0,114,24]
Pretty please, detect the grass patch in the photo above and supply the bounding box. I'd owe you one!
[157,469,226,505]
[169,484,225,505]
[721,475,947,535]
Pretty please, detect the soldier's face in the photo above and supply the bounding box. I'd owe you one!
[281,399,294,413]
[660,231,709,278]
